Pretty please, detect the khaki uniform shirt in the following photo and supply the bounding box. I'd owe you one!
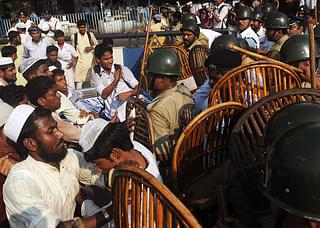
[267,34,289,60]
[147,84,194,162]
[172,23,209,48]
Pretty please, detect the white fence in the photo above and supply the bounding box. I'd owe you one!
[0,5,203,38]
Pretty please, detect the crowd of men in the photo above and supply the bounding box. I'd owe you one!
[0,0,320,227]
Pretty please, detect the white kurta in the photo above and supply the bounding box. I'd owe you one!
[4,149,106,228]
[71,32,98,83]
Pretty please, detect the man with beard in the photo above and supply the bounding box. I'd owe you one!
[180,21,205,51]
[2,105,113,227]
[146,49,194,178]
[0,58,16,86]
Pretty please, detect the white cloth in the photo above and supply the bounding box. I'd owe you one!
[90,64,138,121]
[239,26,260,49]
[132,141,162,182]
[56,91,92,125]
[38,17,61,37]
[72,32,98,83]
[56,43,78,88]
[213,2,230,29]
[18,19,33,31]
[3,149,106,228]
[22,38,49,61]
[200,28,222,48]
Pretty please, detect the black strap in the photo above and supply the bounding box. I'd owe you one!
[74,32,92,50]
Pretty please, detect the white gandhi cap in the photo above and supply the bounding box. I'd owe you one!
[4,104,35,143]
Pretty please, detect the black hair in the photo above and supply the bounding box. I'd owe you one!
[54,30,64,38]
[26,76,55,106]
[1,45,17,57]
[42,7,52,14]
[46,45,58,54]
[16,107,52,159]
[0,85,27,107]
[94,44,113,59]
[52,69,65,80]
[102,38,114,47]
[84,122,133,162]
[8,31,19,42]
[77,19,86,27]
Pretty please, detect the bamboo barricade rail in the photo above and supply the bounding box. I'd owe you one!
[308,23,317,88]
[137,6,154,94]
[228,44,303,74]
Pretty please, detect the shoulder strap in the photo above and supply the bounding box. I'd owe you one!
[218,4,225,14]
[87,32,92,46]
[74,33,78,50]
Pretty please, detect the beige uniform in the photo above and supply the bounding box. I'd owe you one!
[147,84,194,162]
[172,23,209,48]
[267,34,289,60]
[71,32,98,83]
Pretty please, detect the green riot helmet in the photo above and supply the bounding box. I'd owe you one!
[146,48,181,76]
[264,11,288,29]
[236,6,253,20]
[181,13,197,23]
[280,34,320,63]
[180,21,200,37]
[261,122,320,221]
[261,3,277,14]
[252,10,264,22]
[314,24,320,39]
[264,103,320,145]
[210,34,239,52]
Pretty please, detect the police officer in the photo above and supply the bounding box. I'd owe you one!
[262,120,320,227]
[236,6,260,49]
[210,34,253,64]
[192,48,242,113]
[264,11,289,60]
[280,34,320,88]
[146,48,194,170]
[251,10,274,52]
[173,13,209,47]
[180,21,204,51]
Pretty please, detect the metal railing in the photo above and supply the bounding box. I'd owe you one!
[0,4,205,38]
[0,7,150,38]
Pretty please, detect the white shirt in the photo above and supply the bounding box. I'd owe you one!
[56,91,84,124]
[132,141,163,182]
[55,43,78,69]
[239,26,260,49]
[39,17,61,37]
[22,38,49,61]
[4,149,106,228]
[213,2,230,29]
[90,64,138,121]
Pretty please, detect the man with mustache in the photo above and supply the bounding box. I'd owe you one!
[2,105,112,227]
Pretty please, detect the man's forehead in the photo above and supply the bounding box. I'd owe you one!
[34,116,56,129]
